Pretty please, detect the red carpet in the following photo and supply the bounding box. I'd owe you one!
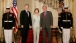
[27,30,46,43]
[19,30,58,43]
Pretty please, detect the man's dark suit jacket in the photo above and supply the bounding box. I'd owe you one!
[20,10,32,28]
[40,11,53,28]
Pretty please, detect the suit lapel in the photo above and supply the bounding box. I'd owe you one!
[24,10,29,17]
[42,12,44,18]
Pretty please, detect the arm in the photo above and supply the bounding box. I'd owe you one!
[58,13,62,26]
[13,13,16,27]
[32,15,35,28]
[2,14,4,28]
[60,13,63,29]
[70,13,73,27]
[49,11,53,26]
[29,12,32,26]
[20,11,24,25]
[40,13,42,27]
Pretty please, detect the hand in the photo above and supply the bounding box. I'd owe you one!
[29,26,32,29]
[70,27,72,29]
[50,25,53,28]
[21,25,24,28]
[14,29,18,34]
[61,27,63,29]
[12,27,15,29]
[40,27,42,30]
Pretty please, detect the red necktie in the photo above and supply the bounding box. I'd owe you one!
[44,13,46,18]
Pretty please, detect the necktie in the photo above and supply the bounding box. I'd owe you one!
[44,12,46,18]
[27,11,29,17]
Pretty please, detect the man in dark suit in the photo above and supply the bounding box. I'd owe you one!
[40,6,53,43]
[20,4,32,43]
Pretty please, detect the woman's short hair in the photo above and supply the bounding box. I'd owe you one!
[34,8,39,13]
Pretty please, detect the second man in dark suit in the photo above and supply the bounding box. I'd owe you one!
[20,4,32,43]
[40,6,53,43]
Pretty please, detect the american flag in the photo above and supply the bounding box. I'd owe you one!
[11,0,18,33]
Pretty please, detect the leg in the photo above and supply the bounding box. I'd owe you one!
[8,29,12,43]
[21,29,25,43]
[21,28,29,43]
[4,30,9,43]
[25,29,29,43]
[47,28,51,43]
[33,27,37,43]
[42,28,46,43]
[66,29,70,43]
[36,27,40,43]
[63,29,67,43]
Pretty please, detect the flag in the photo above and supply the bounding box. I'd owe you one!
[11,0,18,33]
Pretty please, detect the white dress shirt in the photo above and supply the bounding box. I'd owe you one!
[25,10,29,17]
[32,14,40,28]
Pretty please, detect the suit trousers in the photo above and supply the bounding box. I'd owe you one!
[4,29,12,43]
[42,27,51,43]
[63,29,70,43]
[33,27,40,43]
[21,27,29,43]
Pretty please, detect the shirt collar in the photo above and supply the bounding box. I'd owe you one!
[44,11,47,14]
[25,10,28,12]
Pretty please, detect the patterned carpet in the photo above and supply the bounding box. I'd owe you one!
[18,30,59,43]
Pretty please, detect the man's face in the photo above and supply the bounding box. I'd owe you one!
[25,5,29,10]
[6,9,10,13]
[42,6,47,12]
[64,9,68,12]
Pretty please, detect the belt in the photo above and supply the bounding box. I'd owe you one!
[4,21,13,22]
[62,20,70,22]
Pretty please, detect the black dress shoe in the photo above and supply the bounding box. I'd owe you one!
[3,42,5,43]
[12,42,14,43]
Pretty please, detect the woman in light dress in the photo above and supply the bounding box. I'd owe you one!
[32,8,40,43]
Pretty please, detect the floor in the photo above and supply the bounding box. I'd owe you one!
[0,30,63,43]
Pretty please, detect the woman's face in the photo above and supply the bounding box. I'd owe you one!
[35,10,39,14]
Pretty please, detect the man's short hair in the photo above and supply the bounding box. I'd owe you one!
[42,5,47,8]
[25,4,29,7]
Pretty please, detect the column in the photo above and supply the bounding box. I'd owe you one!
[34,0,43,14]
[74,0,76,38]
[52,0,54,7]
[4,0,12,11]
[69,0,72,12]
[0,0,2,39]
[39,1,44,13]
[32,0,35,15]
[0,0,4,41]
[64,0,70,6]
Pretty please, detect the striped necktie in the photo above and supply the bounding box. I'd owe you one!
[44,12,46,18]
